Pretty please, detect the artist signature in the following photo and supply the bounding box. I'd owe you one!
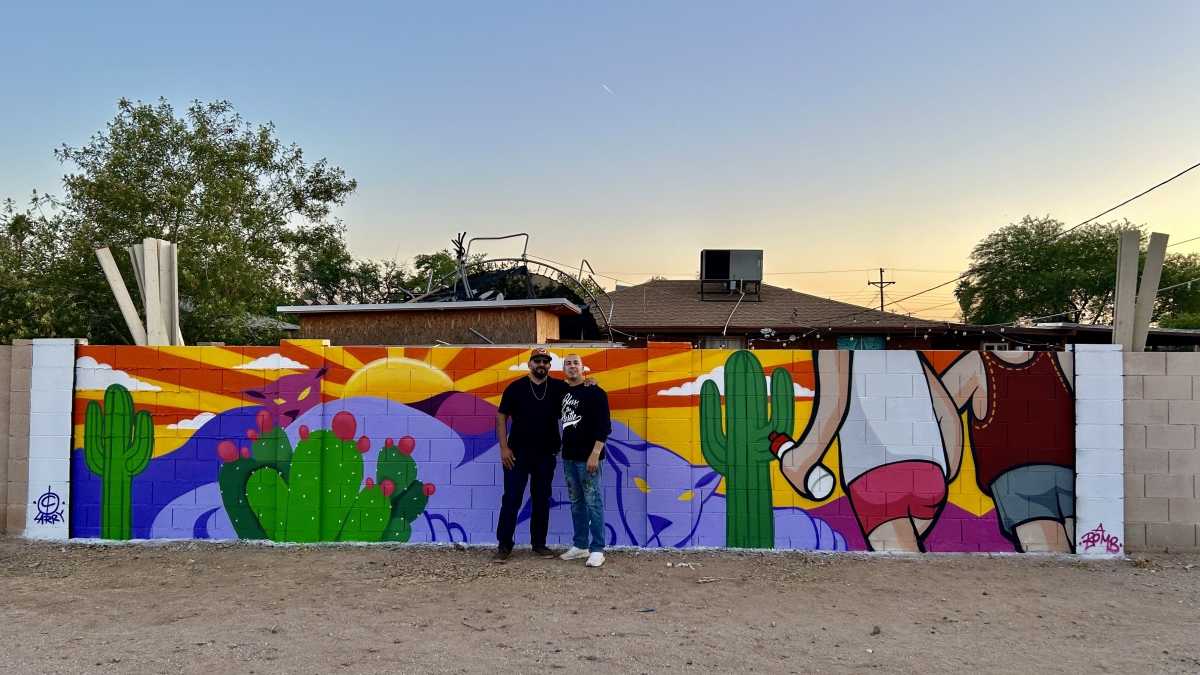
[1080,523,1121,554]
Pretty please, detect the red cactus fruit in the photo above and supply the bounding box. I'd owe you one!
[246,429,260,441]
[298,425,310,440]
[422,483,436,497]
[398,436,416,455]
[356,435,371,453]
[217,440,238,462]
[241,446,251,458]
[365,477,375,489]
[381,479,396,497]
[256,409,274,433]
[331,411,357,441]
[384,438,395,448]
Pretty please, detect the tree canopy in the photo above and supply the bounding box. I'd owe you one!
[955,215,1200,326]
[1,98,364,344]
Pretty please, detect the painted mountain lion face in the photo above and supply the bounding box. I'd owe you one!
[241,366,328,426]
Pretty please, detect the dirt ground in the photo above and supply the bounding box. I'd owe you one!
[0,539,1197,675]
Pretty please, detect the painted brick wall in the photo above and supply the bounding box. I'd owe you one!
[58,344,1086,553]
[1123,352,1200,552]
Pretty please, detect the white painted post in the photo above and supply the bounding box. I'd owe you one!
[1112,231,1140,351]
[94,248,148,346]
[1073,344,1125,556]
[26,338,77,540]
[1131,232,1169,353]
[168,242,184,346]
[142,238,168,345]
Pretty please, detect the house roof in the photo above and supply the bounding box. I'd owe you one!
[592,280,946,332]
[278,298,582,317]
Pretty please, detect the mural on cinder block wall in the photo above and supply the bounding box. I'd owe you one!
[69,344,1073,552]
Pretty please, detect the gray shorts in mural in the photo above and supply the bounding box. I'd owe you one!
[989,464,1075,536]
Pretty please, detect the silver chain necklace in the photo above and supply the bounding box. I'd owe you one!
[529,376,548,401]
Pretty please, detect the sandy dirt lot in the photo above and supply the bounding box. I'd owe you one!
[0,539,1197,675]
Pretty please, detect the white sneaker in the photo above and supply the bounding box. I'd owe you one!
[560,546,589,561]
[585,552,605,567]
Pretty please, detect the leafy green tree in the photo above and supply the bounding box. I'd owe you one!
[956,216,1200,327]
[1,98,357,345]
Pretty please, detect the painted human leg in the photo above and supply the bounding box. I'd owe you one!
[848,461,947,552]
[1014,519,1072,553]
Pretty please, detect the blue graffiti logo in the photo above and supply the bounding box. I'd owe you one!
[34,486,64,525]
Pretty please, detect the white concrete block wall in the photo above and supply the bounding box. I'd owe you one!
[1073,344,1125,555]
[25,338,77,540]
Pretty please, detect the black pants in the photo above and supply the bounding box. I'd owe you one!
[496,454,557,550]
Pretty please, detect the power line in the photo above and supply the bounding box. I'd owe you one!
[1168,234,1200,249]
[798,159,1200,327]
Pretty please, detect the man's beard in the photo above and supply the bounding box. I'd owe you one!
[532,365,549,377]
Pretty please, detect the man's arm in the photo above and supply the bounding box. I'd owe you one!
[496,412,515,470]
[587,390,612,472]
[776,350,850,496]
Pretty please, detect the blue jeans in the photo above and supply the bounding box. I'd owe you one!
[563,460,605,552]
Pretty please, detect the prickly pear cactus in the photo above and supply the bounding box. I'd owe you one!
[699,350,794,548]
[83,384,155,540]
[217,410,432,543]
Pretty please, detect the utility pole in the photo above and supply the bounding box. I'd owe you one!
[867,268,894,314]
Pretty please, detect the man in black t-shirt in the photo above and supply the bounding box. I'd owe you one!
[558,353,611,567]
[494,348,571,562]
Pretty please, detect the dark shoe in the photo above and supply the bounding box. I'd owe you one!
[532,545,555,559]
[492,547,512,564]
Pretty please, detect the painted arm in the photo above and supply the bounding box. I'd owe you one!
[496,412,515,470]
[775,350,850,497]
[923,352,987,483]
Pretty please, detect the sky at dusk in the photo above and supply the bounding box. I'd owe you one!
[2,1,1198,319]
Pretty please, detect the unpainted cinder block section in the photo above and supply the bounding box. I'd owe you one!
[7,340,33,536]
[0,345,11,534]
[1124,351,1200,553]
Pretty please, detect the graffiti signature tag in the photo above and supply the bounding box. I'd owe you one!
[34,486,64,525]
[1080,523,1121,554]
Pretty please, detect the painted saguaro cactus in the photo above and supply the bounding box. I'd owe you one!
[699,350,794,548]
[218,410,431,543]
[83,383,154,540]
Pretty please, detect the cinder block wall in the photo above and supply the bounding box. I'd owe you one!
[1124,352,1200,552]
[6,340,33,536]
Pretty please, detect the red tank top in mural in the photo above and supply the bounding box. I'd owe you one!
[969,351,1074,495]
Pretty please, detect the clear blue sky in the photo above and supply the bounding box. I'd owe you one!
[3,1,1198,318]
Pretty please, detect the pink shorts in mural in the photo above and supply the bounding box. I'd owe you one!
[847,460,947,535]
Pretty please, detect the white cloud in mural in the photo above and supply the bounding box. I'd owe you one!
[508,353,590,372]
[74,356,162,392]
[167,412,216,430]
[232,354,309,370]
[657,366,815,398]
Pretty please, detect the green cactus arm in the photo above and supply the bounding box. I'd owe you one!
[766,367,795,436]
[218,458,269,539]
[246,467,289,541]
[319,434,362,541]
[337,487,391,542]
[125,409,155,475]
[699,379,728,473]
[103,384,134,459]
[251,427,293,471]
[84,400,106,476]
[393,480,429,522]
[376,443,417,487]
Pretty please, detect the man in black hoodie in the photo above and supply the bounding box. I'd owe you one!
[557,353,611,567]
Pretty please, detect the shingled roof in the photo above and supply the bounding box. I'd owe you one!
[592,280,947,332]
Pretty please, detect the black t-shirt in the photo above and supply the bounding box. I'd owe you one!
[498,376,570,457]
[560,384,612,462]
